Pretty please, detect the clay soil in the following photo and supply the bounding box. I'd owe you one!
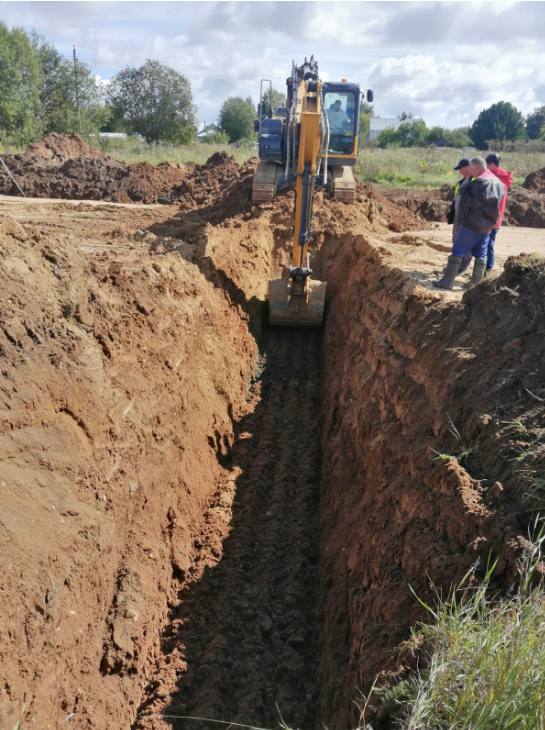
[0,133,250,207]
[378,180,545,228]
[2,143,545,730]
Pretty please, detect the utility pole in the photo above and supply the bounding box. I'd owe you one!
[73,45,80,132]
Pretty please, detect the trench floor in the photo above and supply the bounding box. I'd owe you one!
[136,328,324,730]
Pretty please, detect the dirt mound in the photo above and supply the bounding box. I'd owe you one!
[0,135,256,207]
[376,184,450,222]
[378,181,545,229]
[0,133,189,204]
[358,182,432,231]
[522,166,545,193]
[26,131,109,161]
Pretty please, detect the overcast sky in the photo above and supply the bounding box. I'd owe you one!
[2,1,545,128]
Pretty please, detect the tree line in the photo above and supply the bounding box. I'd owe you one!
[0,21,265,148]
[2,21,544,151]
[374,101,545,150]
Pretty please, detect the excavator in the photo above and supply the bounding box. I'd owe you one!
[253,57,373,327]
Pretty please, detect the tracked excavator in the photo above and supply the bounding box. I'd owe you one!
[253,57,373,327]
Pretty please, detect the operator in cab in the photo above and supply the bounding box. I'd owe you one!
[327,99,348,133]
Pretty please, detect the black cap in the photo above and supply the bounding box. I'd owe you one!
[485,153,501,166]
[454,158,470,170]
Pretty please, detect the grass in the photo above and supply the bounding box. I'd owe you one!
[506,417,545,504]
[362,531,545,730]
[89,136,258,166]
[355,145,545,188]
[5,134,545,188]
[432,416,476,468]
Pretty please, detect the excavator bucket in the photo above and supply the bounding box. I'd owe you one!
[268,277,327,328]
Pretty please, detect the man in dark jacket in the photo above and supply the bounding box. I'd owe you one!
[441,158,473,275]
[433,156,505,290]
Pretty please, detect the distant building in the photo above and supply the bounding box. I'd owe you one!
[433,134,449,148]
[369,118,400,141]
[99,132,127,140]
[196,123,219,139]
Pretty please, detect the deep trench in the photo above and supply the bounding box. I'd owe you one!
[136,327,325,729]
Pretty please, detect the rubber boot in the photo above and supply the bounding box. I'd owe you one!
[462,258,486,289]
[432,255,462,290]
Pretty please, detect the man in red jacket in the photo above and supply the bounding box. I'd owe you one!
[485,154,514,273]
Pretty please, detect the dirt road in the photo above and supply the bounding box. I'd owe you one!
[377,222,545,300]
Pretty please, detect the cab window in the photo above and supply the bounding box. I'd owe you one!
[324,91,357,154]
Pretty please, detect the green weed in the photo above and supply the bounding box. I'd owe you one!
[361,530,545,730]
[433,416,476,468]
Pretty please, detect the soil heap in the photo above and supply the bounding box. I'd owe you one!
[378,179,545,228]
[0,133,250,206]
[523,165,545,194]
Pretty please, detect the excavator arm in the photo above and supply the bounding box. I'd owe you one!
[268,60,327,327]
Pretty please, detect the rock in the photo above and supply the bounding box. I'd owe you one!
[485,482,504,502]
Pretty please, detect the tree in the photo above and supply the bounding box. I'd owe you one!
[199,129,230,144]
[359,102,374,139]
[375,126,401,148]
[470,101,526,149]
[30,33,109,136]
[219,96,255,143]
[0,23,42,145]
[443,127,472,149]
[526,105,545,140]
[108,60,196,144]
[260,88,285,119]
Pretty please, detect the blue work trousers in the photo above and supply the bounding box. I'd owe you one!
[452,227,490,273]
[486,227,499,270]
[458,228,496,274]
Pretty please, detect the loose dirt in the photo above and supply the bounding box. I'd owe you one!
[379,181,545,228]
[0,133,252,206]
[2,146,545,730]
[523,165,545,194]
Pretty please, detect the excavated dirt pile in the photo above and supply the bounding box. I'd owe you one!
[0,164,543,730]
[379,180,545,228]
[523,165,545,194]
[0,133,251,206]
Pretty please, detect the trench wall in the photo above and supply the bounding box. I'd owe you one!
[317,234,539,728]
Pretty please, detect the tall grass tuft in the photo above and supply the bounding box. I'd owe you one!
[362,530,545,729]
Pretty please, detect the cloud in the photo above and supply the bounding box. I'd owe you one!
[1,1,544,128]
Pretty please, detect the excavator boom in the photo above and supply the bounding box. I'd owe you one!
[268,57,328,328]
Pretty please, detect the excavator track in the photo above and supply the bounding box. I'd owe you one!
[330,166,357,204]
[252,161,278,203]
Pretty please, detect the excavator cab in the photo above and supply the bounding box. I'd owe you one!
[323,83,361,158]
